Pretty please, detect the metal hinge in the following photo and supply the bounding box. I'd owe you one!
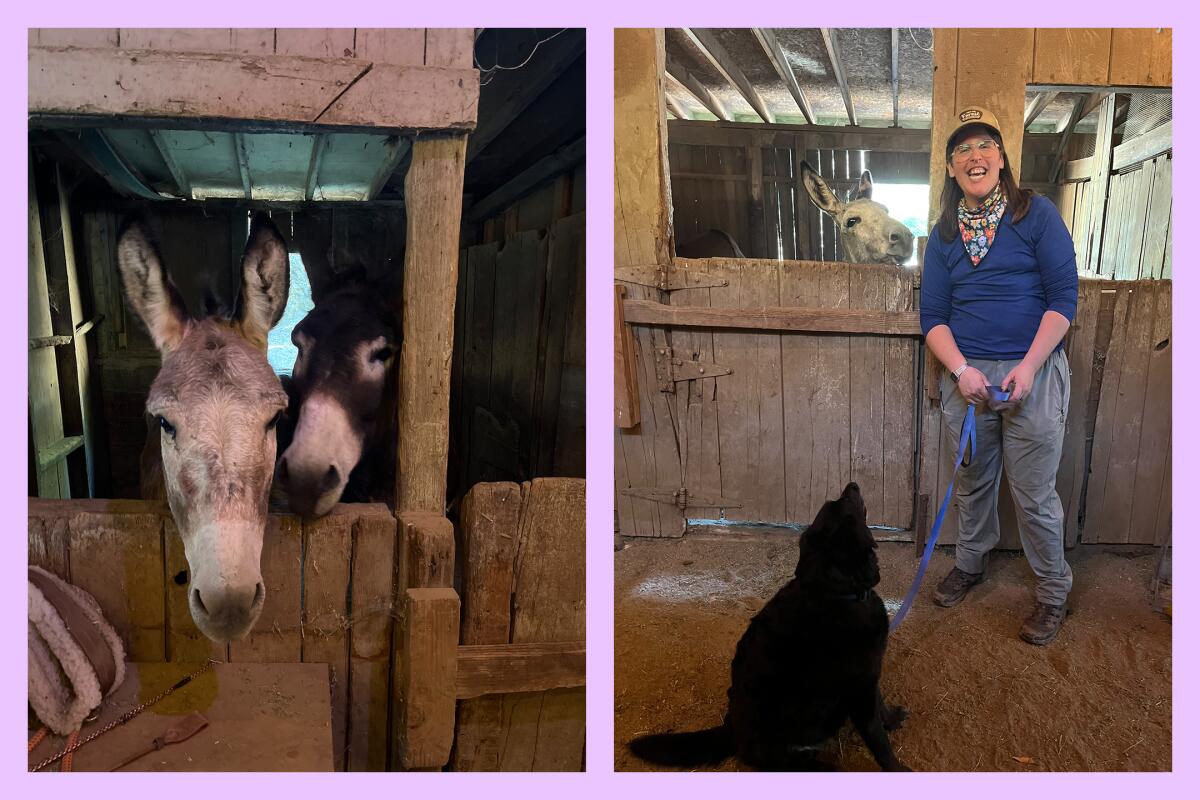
[620,486,742,510]
[615,265,730,292]
[651,346,732,392]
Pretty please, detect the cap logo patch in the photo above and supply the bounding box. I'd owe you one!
[959,109,982,122]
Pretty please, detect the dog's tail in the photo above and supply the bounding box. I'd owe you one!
[628,723,735,766]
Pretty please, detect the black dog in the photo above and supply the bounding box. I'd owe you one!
[628,482,910,771]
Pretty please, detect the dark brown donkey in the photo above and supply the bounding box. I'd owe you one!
[117,214,290,643]
[275,276,398,518]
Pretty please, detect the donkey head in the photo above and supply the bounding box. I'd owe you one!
[800,161,915,266]
[277,278,397,518]
[117,214,290,643]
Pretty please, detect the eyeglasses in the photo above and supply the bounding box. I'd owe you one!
[951,139,1000,161]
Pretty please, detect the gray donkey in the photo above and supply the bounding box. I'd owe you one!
[800,161,914,266]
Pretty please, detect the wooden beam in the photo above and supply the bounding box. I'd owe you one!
[397,136,467,515]
[891,29,900,128]
[665,55,729,121]
[394,587,459,769]
[303,133,328,201]
[1048,94,1088,184]
[663,90,690,120]
[820,28,857,126]
[234,133,252,199]
[667,119,931,151]
[752,28,815,125]
[456,641,585,699]
[366,135,410,201]
[615,285,640,429]
[30,46,478,133]
[681,28,774,123]
[1063,157,1095,182]
[623,298,922,336]
[467,30,582,161]
[1112,121,1171,172]
[37,436,85,472]
[1079,90,1109,121]
[1024,90,1059,129]
[467,137,585,223]
[147,130,191,198]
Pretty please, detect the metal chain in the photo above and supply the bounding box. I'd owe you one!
[31,660,216,772]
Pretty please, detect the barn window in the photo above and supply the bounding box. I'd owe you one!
[267,253,315,376]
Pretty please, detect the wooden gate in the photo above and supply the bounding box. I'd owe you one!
[616,258,920,535]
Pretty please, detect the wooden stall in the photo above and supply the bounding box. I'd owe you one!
[28,28,585,772]
[615,28,1171,549]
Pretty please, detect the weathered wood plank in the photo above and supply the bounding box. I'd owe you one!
[1109,29,1173,86]
[708,261,784,523]
[228,515,302,662]
[849,265,888,522]
[813,263,852,515]
[779,261,824,522]
[398,511,455,589]
[274,29,355,58]
[1058,281,1101,545]
[68,509,164,661]
[347,507,396,772]
[670,278,723,524]
[303,510,353,771]
[395,587,459,769]
[30,47,477,133]
[1083,287,1131,543]
[397,136,468,514]
[32,29,119,48]
[624,298,923,335]
[425,29,475,69]
[450,481,522,772]
[355,29,425,65]
[456,642,585,699]
[1129,283,1171,545]
[28,510,70,579]
[457,242,499,493]
[1140,157,1172,279]
[1032,29,1111,86]
[615,285,640,429]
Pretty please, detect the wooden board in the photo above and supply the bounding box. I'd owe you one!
[302,510,353,771]
[1109,29,1173,86]
[30,46,477,133]
[68,508,164,661]
[354,29,425,65]
[451,482,521,772]
[275,29,356,58]
[228,515,302,663]
[1128,283,1171,545]
[398,511,455,589]
[538,212,586,475]
[395,588,460,769]
[1058,281,1102,544]
[457,242,500,493]
[397,136,468,514]
[28,663,333,772]
[500,479,586,771]
[708,260,785,523]
[347,507,397,772]
[425,29,475,69]
[952,29,1034,180]
[1032,29,1112,86]
[779,260,825,523]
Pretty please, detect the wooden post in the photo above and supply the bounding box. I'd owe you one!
[614,285,641,429]
[347,508,397,772]
[397,510,454,589]
[397,135,468,515]
[394,587,459,769]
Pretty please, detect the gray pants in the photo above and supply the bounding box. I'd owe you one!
[939,348,1073,605]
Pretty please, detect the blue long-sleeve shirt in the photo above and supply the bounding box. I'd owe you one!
[920,194,1078,361]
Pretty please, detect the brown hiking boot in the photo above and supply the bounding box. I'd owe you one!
[1020,602,1068,646]
[932,567,984,608]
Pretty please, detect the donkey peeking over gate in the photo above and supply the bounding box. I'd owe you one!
[800,161,915,266]
[117,214,290,644]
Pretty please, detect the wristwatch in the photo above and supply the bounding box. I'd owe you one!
[950,363,969,383]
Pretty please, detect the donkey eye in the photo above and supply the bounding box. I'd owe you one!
[371,346,394,363]
[846,217,861,229]
[266,410,283,431]
[158,416,177,438]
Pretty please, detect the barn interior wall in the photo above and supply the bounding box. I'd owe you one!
[449,164,586,509]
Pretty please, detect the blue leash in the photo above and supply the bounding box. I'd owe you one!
[889,385,1010,632]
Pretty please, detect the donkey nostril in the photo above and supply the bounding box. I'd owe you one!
[191,587,209,616]
[320,465,340,493]
[254,582,265,608]
[173,570,188,586]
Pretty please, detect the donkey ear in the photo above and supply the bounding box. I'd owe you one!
[853,169,874,201]
[235,213,290,344]
[116,218,190,353]
[800,160,842,216]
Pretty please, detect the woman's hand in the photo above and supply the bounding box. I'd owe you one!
[1000,360,1038,402]
[957,366,990,405]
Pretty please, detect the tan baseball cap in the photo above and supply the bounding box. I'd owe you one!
[946,106,1003,151]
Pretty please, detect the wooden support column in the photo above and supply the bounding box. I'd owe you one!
[397,135,468,515]
[394,587,459,769]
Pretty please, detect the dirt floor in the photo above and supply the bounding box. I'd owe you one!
[615,533,1171,772]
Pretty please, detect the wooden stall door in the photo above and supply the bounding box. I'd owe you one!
[617,259,919,534]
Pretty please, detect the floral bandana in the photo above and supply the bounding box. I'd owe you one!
[957,183,1007,266]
